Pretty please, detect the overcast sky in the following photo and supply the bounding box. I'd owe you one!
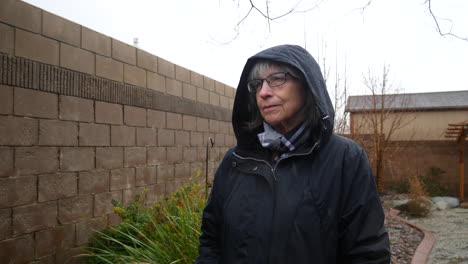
[24,0,468,97]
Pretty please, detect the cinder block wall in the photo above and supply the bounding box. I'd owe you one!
[0,0,237,263]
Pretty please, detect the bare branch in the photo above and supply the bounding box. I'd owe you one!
[425,0,468,41]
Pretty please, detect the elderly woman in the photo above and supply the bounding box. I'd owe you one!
[196,45,390,264]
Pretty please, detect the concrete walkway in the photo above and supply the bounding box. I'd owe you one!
[406,208,468,264]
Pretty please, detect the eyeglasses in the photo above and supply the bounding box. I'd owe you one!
[247,72,294,93]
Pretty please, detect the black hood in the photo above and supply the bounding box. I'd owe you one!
[232,44,335,150]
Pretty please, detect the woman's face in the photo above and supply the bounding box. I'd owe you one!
[255,66,306,134]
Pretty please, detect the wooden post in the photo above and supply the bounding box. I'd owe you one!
[459,128,465,201]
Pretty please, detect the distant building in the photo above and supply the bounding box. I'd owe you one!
[346,90,468,141]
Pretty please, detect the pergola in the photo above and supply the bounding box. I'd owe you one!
[445,122,468,201]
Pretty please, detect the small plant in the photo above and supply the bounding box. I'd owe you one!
[406,196,431,217]
[419,167,448,197]
[408,176,427,198]
[387,179,409,194]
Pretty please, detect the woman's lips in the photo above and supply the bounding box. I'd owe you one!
[263,105,279,111]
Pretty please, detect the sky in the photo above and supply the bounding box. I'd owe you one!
[23,0,468,98]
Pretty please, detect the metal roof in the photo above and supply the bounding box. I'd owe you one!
[346,90,468,112]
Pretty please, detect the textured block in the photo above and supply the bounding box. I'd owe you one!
[0,176,36,208]
[0,0,41,33]
[75,217,107,245]
[197,117,209,132]
[0,208,11,240]
[59,95,94,122]
[204,76,215,91]
[209,119,220,133]
[215,81,225,95]
[182,83,197,100]
[183,147,198,163]
[60,43,95,75]
[209,91,220,106]
[79,123,110,146]
[147,109,166,128]
[175,131,190,146]
[94,191,122,216]
[96,54,124,82]
[35,224,75,258]
[158,129,175,147]
[13,201,57,235]
[225,86,236,98]
[166,112,182,129]
[39,120,78,146]
[81,27,111,56]
[191,71,203,88]
[124,105,146,127]
[0,116,38,146]
[110,168,135,190]
[146,184,165,204]
[111,125,135,146]
[166,147,183,164]
[220,95,229,109]
[15,29,59,65]
[147,71,166,93]
[43,11,80,46]
[58,196,93,224]
[96,147,123,169]
[0,23,14,55]
[0,148,13,177]
[0,234,35,264]
[175,163,190,181]
[60,147,94,172]
[79,170,110,195]
[158,58,175,78]
[182,115,197,131]
[15,87,58,119]
[157,164,174,183]
[136,127,157,146]
[0,85,13,115]
[137,49,158,72]
[175,65,190,83]
[95,101,123,125]
[215,133,225,147]
[38,172,77,202]
[124,63,146,87]
[15,147,58,175]
[135,166,157,186]
[124,147,147,167]
[56,247,84,264]
[122,187,145,205]
[197,88,209,104]
[147,147,166,165]
[111,39,136,65]
[166,78,182,96]
[190,132,203,147]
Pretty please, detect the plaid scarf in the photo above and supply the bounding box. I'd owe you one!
[257,121,308,162]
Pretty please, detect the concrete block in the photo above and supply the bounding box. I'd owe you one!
[182,115,197,131]
[43,11,80,46]
[0,208,12,240]
[183,147,198,163]
[56,246,85,264]
[0,176,36,208]
[220,95,229,109]
[135,166,157,186]
[59,95,94,122]
[182,83,197,100]
[60,43,95,75]
[0,0,41,33]
[81,27,111,56]
[215,81,225,95]
[191,71,203,88]
[79,170,110,195]
[146,184,165,204]
[122,187,145,205]
[166,78,182,96]
[39,120,78,146]
[175,130,190,146]
[137,49,158,72]
[96,147,123,169]
[110,168,135,190]
[197,88,209,104]
[96,54,124,82]
[124,63,146,87]
[147,109,166,128]
[147,71,165,93]
[95,101,123,125]
[0,115,38,146]
[38,172,77,202]
[0,234,35,264]
[166,112,182,129]
[175,65,190,83]
[147,147,166,165]
[0,85,13,115]
[204,76,215,91]
[197,117,209,132]
[0,23,14,55]
[225,86,236,98]
[15,29,59,65]
[75,217,107,245]
[35,224,75,258]
[175,163,190,181]
[229,98,234,110]
[13,201,57,235]
[215,133,225,147]
[157,164,174,183]
[124,105,146,127]
[111,125,135,146]
[158,129,175,147]
[60,147,94,172]
[15,87,58,119]
[190,131,204,147]
[58,196,93,224]
[209,91,220,106]
[111,38,136,65]
[15,147,58,175]
[79,123,110,146]
[158,57,175,78]
[136,127,157,146]
[209,119,220,133]
[0,148,14,177]
[166,147,183,164]
[124,147,146,167]
[94,191,122,216]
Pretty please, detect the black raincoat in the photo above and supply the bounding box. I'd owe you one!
[196,45,390,264]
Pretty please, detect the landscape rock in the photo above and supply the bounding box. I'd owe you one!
[431,197,459,208]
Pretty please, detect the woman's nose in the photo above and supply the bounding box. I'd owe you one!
[257,80,273,97]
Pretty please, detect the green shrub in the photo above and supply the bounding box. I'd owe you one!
[388,179,409,194]
[406,196,432,217]
[387,167,448,197]
[84,179,206,264]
